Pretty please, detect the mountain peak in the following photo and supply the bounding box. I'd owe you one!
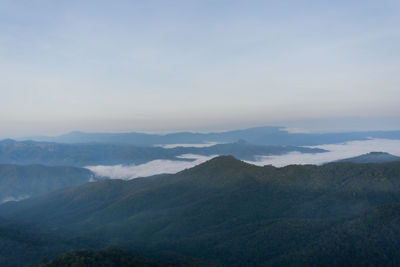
[367,152,391,155]
[338,152,400,164]
[203,155,245,166]
[183,155,256,175]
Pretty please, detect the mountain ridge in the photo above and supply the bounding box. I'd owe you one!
[0,164,96,204]
[3,156,400,265]
[20,126,400,146]
[337,151,400,163]
[0,139,324,167]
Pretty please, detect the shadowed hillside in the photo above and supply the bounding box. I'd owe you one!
[0,217,98,267]
[35,248,165,267]
[0,164,96,204]
[2,156,400,265]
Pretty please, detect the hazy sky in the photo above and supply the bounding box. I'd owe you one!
[1,0,399,137]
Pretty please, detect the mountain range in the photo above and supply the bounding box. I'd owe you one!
[0,164,96,204]
[338,151,400,163]
[2,156,400,266]
[0,139,325,167]
[24,126,400,146]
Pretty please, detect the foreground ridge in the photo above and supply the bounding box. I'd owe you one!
[2,158,400,266]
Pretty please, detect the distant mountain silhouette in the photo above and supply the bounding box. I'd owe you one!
[0,164,96,204]
[337,152,400,163]
[2,156,400,265]
[0,139,324,166]
[23,126,400,146]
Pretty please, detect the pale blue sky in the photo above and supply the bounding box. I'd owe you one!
[1,0,399,137]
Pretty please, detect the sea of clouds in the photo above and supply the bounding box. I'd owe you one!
[87,154,217,180]
[87,138,400,180]
[252,138,400,167]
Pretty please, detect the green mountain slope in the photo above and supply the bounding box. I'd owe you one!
[270,203,400,266]
[2,156,400,265]
[0,217,96,267]
[35,248,165,267]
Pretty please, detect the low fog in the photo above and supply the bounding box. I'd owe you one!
[87,154,217,180]
[1,195,30,204]
[87,139,400,180]
[254,138,400,167]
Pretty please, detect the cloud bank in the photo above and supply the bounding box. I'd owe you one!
[249,138,400,167]
[87,139,400,180]
[1,195,30,204]
[87,154,217,180]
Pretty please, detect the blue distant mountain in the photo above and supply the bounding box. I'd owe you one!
[0,139,325,167]
[0,164,96,204]
[24,126,400,146]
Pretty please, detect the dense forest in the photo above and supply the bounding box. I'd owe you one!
[1,156,400,266]
[34,248,165,267]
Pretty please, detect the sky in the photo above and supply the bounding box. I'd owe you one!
[1,0,399,138]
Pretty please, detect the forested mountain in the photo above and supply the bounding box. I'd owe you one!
[337,151,400,163]
[2,156,400,266]
[0,164,95,204]
[35,248,165,267]
[0,217,92,267]
[0,139,324,166]
[26,126,400,146]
